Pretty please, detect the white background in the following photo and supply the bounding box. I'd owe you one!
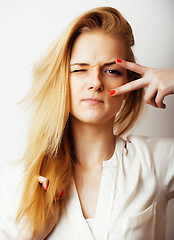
[0,0,174,239]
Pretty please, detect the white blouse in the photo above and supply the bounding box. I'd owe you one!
[0,135,174,240]
[86,218,95,236]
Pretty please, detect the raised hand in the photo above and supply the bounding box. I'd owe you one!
[109,59,174,109]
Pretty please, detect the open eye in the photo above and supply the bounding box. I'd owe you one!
[104,70,122,76]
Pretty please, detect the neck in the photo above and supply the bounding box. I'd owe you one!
[70,116,116,170]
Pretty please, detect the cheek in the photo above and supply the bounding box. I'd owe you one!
[69,79,84,110]
[70,79,79,98]
[108,94,125,114]
[70,76,85,92]
[112,95,124,104]
[107,74,128,89]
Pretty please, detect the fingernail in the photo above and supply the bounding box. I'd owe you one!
[46,180,49,191]
[116,59,122,63]
[109,90,116,96]
[55,194,60,202]
[61,190,65,197]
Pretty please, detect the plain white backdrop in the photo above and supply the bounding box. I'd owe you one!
[0,0,174,239]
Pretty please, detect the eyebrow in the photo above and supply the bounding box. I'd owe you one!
[70,61,116,67]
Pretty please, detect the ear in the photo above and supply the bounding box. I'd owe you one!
[123,92,130,100]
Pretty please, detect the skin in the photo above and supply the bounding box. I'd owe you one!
[69,30,129,219]
[69,30,129,169]
[15,177,60,240]
[16,30,129,239]
[15,30,174,239]
[110,59,174,109]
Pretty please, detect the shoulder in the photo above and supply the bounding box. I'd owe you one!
[124,135,174,174]
[125,135,174,156]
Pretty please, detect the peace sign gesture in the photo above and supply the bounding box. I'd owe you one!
[109,59,174,109]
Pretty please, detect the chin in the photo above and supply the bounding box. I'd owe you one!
[70,109,117,125]
[74,113,115,126]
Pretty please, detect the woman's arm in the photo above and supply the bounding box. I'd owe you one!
[15,176,61,240]
[109,59,174,109]
[14,227,36,240]
[14,209,60,240]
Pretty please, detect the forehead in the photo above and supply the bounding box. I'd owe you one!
[70,30,126,65]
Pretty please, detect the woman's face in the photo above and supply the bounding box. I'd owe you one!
[69,30,128,125]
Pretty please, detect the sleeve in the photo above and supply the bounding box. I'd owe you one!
[128,136,174,200]
[0,162,24,239]
[146,137,174,200]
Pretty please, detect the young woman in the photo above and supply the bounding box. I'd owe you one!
[0,7,174,240]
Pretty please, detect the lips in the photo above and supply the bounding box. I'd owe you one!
[82,98,104,103]
[81,98,104,106]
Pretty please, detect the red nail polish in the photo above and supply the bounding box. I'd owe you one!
[61,190,65,197]
[109,90,116,96]
[46,180,49,191]
[55,194,60,202]
[116,59,122,63]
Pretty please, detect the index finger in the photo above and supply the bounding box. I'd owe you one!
[116,59,148,75]
[109,77,147,96]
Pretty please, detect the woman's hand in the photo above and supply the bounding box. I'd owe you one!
[109,59,174,109]
[15,176,64,240]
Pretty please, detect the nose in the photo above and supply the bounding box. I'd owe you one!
[88,67,104,92]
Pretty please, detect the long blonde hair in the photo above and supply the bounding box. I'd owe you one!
[16,7,144,233]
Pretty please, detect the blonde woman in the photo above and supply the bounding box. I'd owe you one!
[0,7,174,240]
